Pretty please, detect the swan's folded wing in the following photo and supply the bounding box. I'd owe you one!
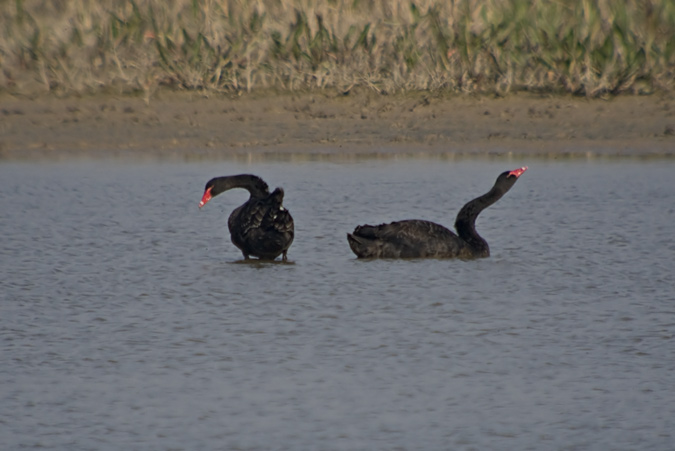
[355,220,456,242]
[233,202,266,237]
[265,209,294,234]
[352,220,459,258]
[234,201,293,235]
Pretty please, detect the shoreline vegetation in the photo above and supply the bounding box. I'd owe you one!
[1,0,674,97]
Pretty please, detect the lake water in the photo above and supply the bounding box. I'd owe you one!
[1,157,674,450]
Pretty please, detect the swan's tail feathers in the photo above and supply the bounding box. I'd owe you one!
[347,233,367,258]
[347,228,379,259]
[269,187,285,207]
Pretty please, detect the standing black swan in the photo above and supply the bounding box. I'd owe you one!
[347,166,527,259]
[199,174,294,261]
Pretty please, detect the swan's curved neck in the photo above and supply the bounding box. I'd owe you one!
[212,174,270,199]
[454,185,506,256]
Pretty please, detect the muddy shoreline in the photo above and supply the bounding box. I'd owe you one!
[1,90,674,160]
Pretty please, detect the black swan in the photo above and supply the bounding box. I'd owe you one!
[199,174,294,261]
[347,166,527,259]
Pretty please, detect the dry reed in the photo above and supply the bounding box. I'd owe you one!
[1,0,674,97]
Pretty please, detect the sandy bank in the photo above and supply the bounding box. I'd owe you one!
[1,90,674,160]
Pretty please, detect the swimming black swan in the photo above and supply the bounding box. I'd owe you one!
[199,174,294,261]
[347,166,528,259]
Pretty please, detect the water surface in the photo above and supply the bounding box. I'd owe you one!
[2,158,674,450]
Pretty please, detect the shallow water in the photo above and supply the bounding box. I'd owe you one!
[1,158,674,450]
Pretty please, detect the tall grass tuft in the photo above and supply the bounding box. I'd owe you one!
[1,0,673,96]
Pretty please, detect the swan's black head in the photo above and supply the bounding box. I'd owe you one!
[495,166,528,192]
[199,178,219,208]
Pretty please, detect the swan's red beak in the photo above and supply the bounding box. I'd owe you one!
[508,166,528,178]
[199,187,213,208]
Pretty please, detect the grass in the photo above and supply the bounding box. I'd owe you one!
[1,0,674,97]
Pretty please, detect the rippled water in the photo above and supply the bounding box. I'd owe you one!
[2,157,674,450]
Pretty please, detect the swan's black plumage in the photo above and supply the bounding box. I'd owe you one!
[199,174,294,261]
[347,167,527,259]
